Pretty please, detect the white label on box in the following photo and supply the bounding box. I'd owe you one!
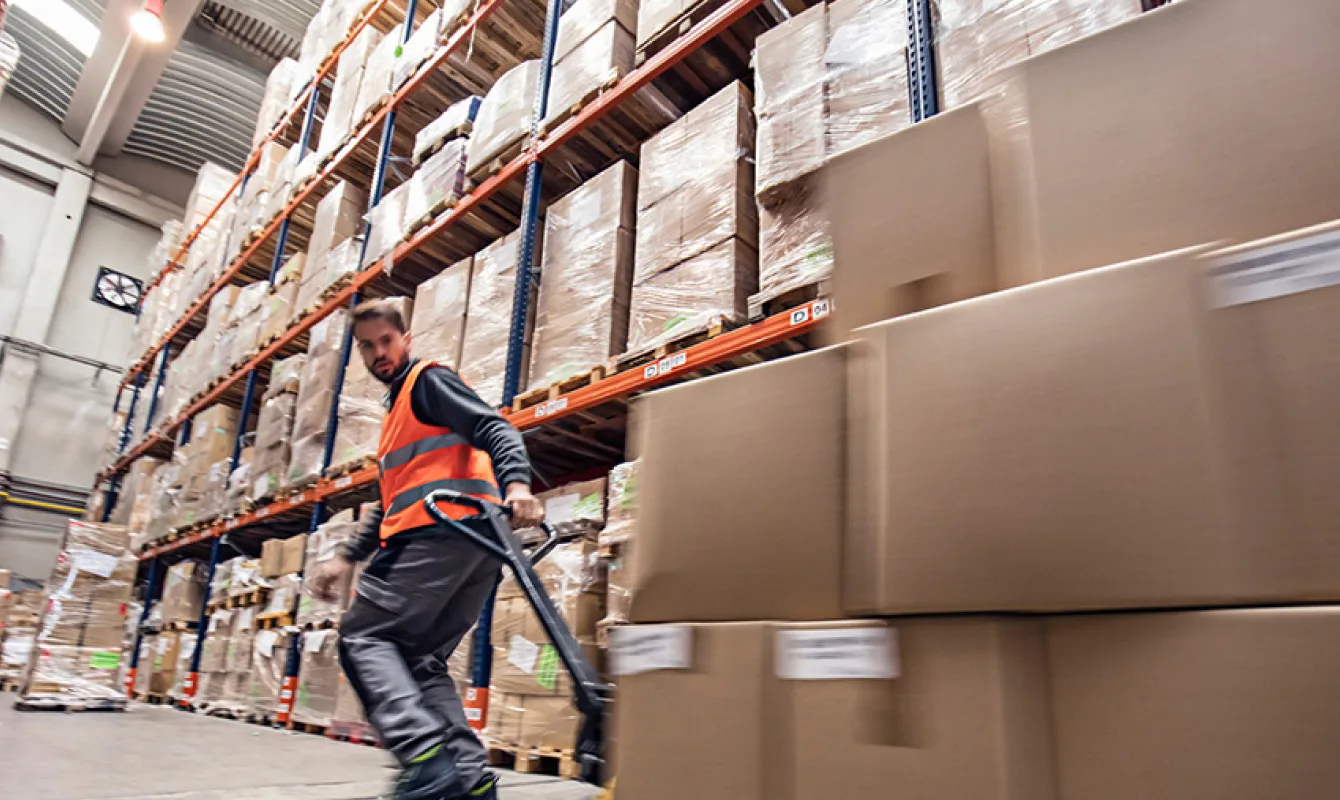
[508,635,539,674]
[609,625,693,676]
[237,607,256,629]
[2,636,33,666]
[775,627,898,681]
[304,629,332,653]
[545,492,579,523]
[74,550,118,578]
[256,629,278,658]
[1209,227,1340,307]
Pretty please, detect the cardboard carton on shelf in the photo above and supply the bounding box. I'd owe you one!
[412,258,473,371]
[460,231,542,407]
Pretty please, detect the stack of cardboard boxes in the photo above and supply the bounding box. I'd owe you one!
[459,231,542,407]
[170,404,241,531]
[296,510,360,627]
[614,1,1340,796]
[298,182,366,315]
[627,82,757,354]
[0,574,42,686]
[466,60,540,178]
[252,355,305,503]
[15,521,136,704]
[488,540,605,751]
[544,0,637,127]
[528,161,636,391]
[259,534,308,618]
[411,257,473,370]
[288,311,351,488]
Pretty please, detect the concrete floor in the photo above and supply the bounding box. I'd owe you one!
[0,701,599,800]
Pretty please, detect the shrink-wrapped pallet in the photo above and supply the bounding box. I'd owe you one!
[460,231,541,406]
[466,60,540,176]
[287,311,350,487]
[411,257,472,371]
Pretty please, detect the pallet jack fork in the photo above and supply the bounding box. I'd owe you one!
[423,490,614,786]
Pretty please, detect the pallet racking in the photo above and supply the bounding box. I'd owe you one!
[96,0,941,721]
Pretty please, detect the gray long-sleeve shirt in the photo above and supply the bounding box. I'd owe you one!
[340,358,531,561]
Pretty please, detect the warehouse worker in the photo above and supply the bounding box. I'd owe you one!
[313,298,544,800]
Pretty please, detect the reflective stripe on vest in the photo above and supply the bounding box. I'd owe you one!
[377,361,499,539]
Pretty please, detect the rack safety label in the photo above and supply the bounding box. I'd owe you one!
[291,492,306,504]
[533,397,569,419]
[775,627,898,681]
[256,507,270,518]
[334,476,353,489]
[643,352,687,380]
[609,625,693,676]
[225,518,239,529]
[1209,227,1340,307]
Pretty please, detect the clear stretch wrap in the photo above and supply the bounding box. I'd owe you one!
[754,3,828,196]
[542,477,607,538]
[757,181,833,298]
[934,0,1143,109]
[183,162,238,235]
[262,574,302,617]
[228,282,270,366]
[319,25,384,158]
[260,273,301,344]
[354,33,401,124]
[333,669,367,725]
[467,60,540,176]
[298,237,359,315]
[225,608,256,672]
[491,540,605,697]
[224,455,253,517]
[294,628,342,726]
[287,311,350,487]
[637,0,694,49]
[161,561,206,624]
[297,510,360,626]
[263,147,299,226]
[202,610,235,674]
[166,631,200,700]
[529,161,635,390]
[0,590,42,683]
[144,461,179,544]
[17,521,134,703]
[239,143,291,236]
[253,391,299,502]
[404,139,469,229]
[599,545,634,635]
[411,257,473,370]
[305,181,367,297]
[253,58,303,148]
[110,456,163,527]
[460,231,540,407]
[392,9,442,90]
[600,460,638,547]
[629,82,757,352]
[209,559,235,605]
[362,181,409,269]
[414,96,481,165]
[824,0,912,157]
[248,628,290,719]
[545,16,633,126]
[448,626,474,688]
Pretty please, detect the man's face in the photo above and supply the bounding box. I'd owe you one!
[354,317,410,382]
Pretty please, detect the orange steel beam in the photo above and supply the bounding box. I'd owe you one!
[128,0,395,382]
[134,303,827,560]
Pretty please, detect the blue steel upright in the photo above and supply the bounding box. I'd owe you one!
[908,0,939,122]
[125,557,163,696]
[183,535,224,706]
[142,344,171,436]
[475,0,567,695]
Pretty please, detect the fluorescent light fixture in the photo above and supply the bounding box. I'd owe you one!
[11,0,100,57]
[131,0,166,43]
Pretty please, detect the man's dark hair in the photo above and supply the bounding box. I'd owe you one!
[352,297,409,334]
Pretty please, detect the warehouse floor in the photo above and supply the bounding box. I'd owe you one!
[0,700,600,800]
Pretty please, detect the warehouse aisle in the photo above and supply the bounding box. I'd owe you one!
[0,701,599,800]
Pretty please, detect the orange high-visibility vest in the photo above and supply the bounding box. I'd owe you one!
[377,360,500,539]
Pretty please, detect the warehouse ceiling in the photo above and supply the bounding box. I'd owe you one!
[3,0,321,174]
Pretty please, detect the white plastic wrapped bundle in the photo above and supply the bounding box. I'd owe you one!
[252,58,304,148]
[466,60,540,176]
[933,0,1144,109]
[183,163,239,239]
[362,182,409,269]
[825,0,912,158]
[627,237,757,352]
[460,231,540,407]
[544,10,634,126]
[754,4,828,197]
[353,33,400,125]
[286,310,350,487]
[600,460,638,547]
[392,9,442,90]
[529,161,636,390]
[403,139,468,230]
[411,257,473,371]
[318,25,384,158]
[414,96,481,165]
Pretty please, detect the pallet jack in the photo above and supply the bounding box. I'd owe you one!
[423,489,614,787]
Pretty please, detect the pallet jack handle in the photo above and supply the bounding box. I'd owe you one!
[423,489,612,785]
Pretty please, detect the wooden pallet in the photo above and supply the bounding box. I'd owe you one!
[217,586,270,611]
[15,695,128,713]
[1,679,21,693]
[287,719,327,735]
[327,719,380,746]
[614,316,740,373]
[327,454,376,479]
[164,619,199,632]
[466,135,529,189]
[142,693,172,706]
[511,365,609,413]
[748,279,832,323]
[487,743,582,780]
[256,612,295,630]
[537,72,623,138]
[246,713,277,727]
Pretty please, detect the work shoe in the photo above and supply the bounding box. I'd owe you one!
[392,745,462,800]
[458,773,498,800]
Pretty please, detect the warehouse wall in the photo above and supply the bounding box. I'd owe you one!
[0,97,174,581]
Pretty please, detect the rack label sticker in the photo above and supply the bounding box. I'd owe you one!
[291,493,306,504]
[225,519,239,529]
[1209,228,1340,307]
[775,627,899,681]
[257,507,270,518]
[256,629,278,658]
[508,635,540,674]
[334,476,353,489]
[533,397,569,419]
[610,625,693,676]
[643,352,688,380]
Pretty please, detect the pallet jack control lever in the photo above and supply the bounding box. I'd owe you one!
[423,489,613,785]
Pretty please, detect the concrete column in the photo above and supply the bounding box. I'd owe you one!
[0,167,94,473]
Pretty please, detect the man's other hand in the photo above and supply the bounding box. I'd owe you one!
[504,482,545,528]
[313,556,354,601]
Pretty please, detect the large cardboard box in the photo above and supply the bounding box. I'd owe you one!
[1048,607,1340,799]
[988,0,1340,287]
[411,257,473,371]
[820,102,997,342]
[460,231,541,406]
[846,227,1340,614]
[529,161,636,390]
[615,618,1055,800]
[754,3,827,197]
[160,561,206,624]
[628,347,846,623]
[627,237,757,355]
[293,629,341,726]
[824,0,913,157]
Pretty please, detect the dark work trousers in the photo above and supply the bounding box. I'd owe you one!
[339,526,501,793]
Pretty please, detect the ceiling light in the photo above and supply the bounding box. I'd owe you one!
[130,0,167,44]
[10,0,100,57]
